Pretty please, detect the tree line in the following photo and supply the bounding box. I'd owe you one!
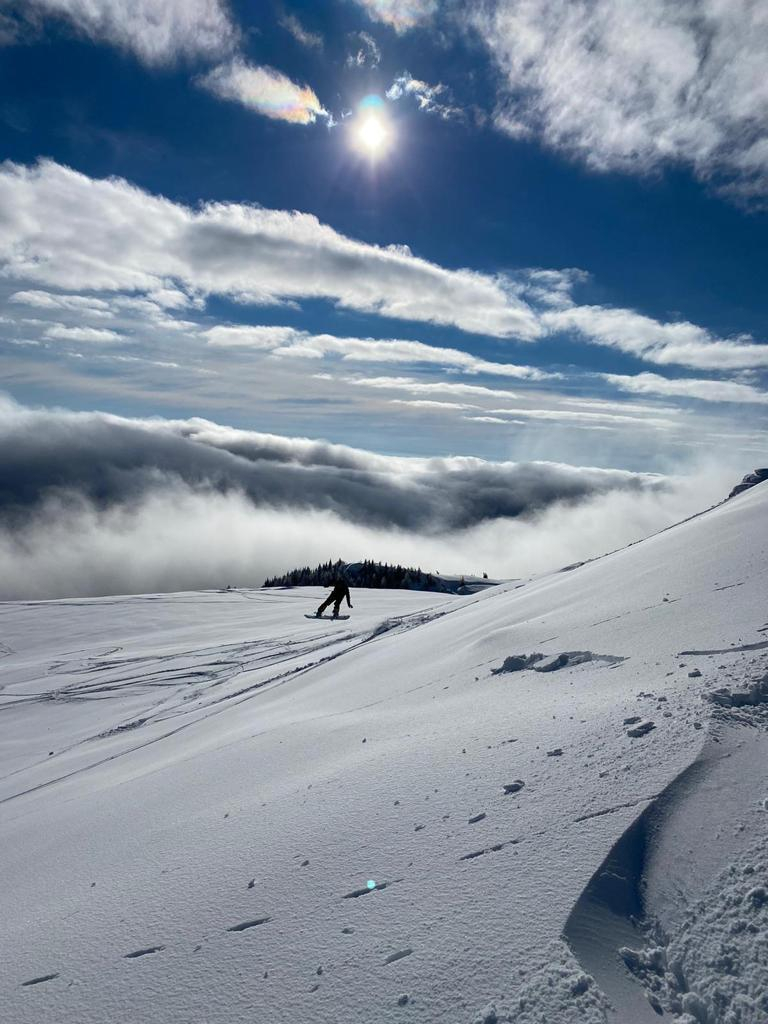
[263,558,454,593]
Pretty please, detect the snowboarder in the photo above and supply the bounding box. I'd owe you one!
[316,578,353,619]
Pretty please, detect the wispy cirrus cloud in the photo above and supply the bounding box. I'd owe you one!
[386,73,462,120]
[10,290,114,318]
[43,323,123,343]
[0,159,542,339]
[279,11,323,50]
[205,325,297,349]
[473,0,768,198]
[543,305,768,371]
[604,372,768,405]
[17,0,238,65]
[485,405,679,430]
[346,30,381,68]
[205,325,552,379]
[198,61,327,124]
[346,375,523,401]
[350,0,438,33]
[389,399,478,411]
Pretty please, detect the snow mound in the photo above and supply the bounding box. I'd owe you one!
[621,842,768,1023]
[491,650,626,674]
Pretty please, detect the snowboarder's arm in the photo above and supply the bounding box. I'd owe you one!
[346,585,352,607]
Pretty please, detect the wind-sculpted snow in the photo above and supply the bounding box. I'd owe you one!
[1,483,767,1022]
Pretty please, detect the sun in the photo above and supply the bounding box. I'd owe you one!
[350,96,394,160]
[356,115,389,156]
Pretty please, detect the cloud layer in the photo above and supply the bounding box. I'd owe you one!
[0,159,540,339]
[0,397,660,532]
[2,160,765,380]
[0,396,735,600]
[474,0,768,196]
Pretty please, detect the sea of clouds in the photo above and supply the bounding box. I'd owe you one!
[0,395,736,599]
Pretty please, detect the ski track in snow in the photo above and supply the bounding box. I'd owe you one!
[2,485,768,1022]
[0,600,463,805]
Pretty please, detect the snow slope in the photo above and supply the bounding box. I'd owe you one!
[1,485,767,1024]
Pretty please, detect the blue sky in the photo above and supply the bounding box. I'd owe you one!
[1,0,767,474]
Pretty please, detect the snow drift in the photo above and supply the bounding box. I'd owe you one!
[1,480,767,1023]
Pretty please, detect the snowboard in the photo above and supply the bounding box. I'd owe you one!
[305,614,350,621]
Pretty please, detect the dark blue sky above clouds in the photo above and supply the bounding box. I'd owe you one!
[0,0,767,472]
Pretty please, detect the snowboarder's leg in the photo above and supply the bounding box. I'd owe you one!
[317,596,333,617]
[332,598,342,619]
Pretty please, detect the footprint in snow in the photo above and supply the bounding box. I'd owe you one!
[384,948,413,965]
[503,780,525,795]
[228,917,271,932]
[21,973,59,987]
[627,721,655,738]
[342,878,402,899]
[124,946,165,959]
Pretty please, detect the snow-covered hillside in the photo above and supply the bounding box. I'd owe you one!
[1,485,767,1024]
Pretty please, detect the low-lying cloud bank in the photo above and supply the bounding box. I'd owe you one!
[0,397,734,599]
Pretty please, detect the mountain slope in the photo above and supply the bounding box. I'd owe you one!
[1,484,767,1023]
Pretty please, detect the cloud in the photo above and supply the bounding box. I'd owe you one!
[0,395,713,599]
[473,0,768,197]
[604,372,768,405]
[348,375,524,400]
[544,305,768,370]
[0,397,738,600]
[0,159,542,339]
[205,325,551,378]
[43,323,123,343]
[10,289,114,318]
[279,11,323,50]
[21,0,238,65]
[350,0,438,33]
[0,394,661,532]
[347,30,381,68]
[389,399,478,411]
[386,73,462,119]
[205,325,298,349]
[522,268,589,309]
[486,405,679,430]
[198,61,327,125]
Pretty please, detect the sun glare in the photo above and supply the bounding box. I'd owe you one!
[357,115,389,155]
[351,97,393,160]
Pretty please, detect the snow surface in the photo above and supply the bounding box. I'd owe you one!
[1,485,767,1023]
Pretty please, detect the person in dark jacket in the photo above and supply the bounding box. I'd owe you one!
[316,578,353,618]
